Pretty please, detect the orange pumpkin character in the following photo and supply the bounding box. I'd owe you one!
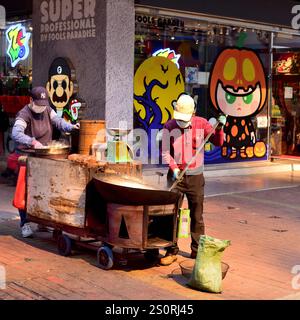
[209,48,267,159]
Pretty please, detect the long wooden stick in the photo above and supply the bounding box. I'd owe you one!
[169,121,220,191]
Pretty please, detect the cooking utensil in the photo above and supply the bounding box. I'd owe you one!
[93,174,180,205]
[18,145,70,159]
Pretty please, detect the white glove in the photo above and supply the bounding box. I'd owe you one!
[172,168,181,180]
[32,140,43,149]
[73,123,80,130]
[217,115,227,127]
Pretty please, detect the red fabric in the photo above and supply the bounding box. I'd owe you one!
[7,152,21,171]
[0,132,4,155]
[13,165,26,210]
[0,96,30,116]
[162,116,224,171]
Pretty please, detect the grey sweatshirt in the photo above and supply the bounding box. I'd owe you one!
[12,104,74,148]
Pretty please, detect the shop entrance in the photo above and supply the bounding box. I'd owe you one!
[271,34,300,158]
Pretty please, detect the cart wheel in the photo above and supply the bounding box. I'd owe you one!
[97,246,114,270]
[144,249,160,262]
[53,229,62,241]
[57,234,72,256]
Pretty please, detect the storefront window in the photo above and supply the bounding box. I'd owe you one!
[134,10,270,164]
[271,33,300,158]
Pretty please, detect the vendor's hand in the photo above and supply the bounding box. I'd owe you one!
[73,123,80,130]
[217,115,227,128]
[172,168,181,181]
[32,140,43,149]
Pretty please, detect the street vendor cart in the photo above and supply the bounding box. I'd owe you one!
[24,154,180,270]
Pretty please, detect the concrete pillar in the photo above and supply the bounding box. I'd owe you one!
[32,0,134,129]
[105,0,134,130]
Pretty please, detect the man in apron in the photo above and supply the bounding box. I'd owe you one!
[12,86,79,237]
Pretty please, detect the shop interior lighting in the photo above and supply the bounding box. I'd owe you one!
[273,45,290,49]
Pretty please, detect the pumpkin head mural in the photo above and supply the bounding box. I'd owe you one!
[209,47,267,160]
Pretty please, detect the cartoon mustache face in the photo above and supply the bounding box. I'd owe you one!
[53,90,68,103]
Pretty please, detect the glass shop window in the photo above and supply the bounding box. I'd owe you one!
[134,11,270,164]
[271,33,300,158]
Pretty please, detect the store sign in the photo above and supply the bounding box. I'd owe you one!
[40,0,96,42]
[0,5,5,29]
[135,14,184,29]
[6,24,31,68]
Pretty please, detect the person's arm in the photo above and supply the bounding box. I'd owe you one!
[161,123,179,172]
[12,119,36,147]
[50,109,74,133]
[204,120,224,146]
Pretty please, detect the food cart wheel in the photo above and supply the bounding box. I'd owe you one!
[97,246,114,270]
[144,249,160,262]
[57,234,73,256]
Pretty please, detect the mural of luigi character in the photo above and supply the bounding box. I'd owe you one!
[46,57,81,124]
[209,47,268,160]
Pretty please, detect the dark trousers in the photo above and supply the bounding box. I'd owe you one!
[167,171,205,255]
[19,209,27,227]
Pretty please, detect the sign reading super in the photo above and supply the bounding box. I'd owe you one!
[40,0,96,42]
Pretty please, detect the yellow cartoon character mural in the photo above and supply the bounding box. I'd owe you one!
[134,49,185,131]
[209,48,267,159]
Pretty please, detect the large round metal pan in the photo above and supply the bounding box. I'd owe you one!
[92,174,180,206]
[17,146,70,159]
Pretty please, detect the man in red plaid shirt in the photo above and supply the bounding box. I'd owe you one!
[160,94,226,266]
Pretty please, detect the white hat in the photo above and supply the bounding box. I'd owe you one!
[173,94,195,122]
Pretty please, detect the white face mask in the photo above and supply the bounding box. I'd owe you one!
[29,102,47,114]
[176,120,191,128]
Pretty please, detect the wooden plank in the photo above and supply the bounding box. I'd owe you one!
[26,158,88,228]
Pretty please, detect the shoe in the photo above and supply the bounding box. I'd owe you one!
[21,223,33,238]
[190,251,197,259]
[159,254,177,266]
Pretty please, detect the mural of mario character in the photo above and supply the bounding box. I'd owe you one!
[46,57,81,123]
[209,47,267,159]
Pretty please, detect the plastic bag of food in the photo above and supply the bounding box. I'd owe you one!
[188,235,230,293]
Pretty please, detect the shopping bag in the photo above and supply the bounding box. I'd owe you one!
[188,235,230,293]
[178,208,190,238]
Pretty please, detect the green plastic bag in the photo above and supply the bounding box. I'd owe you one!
[188,235,230,293]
